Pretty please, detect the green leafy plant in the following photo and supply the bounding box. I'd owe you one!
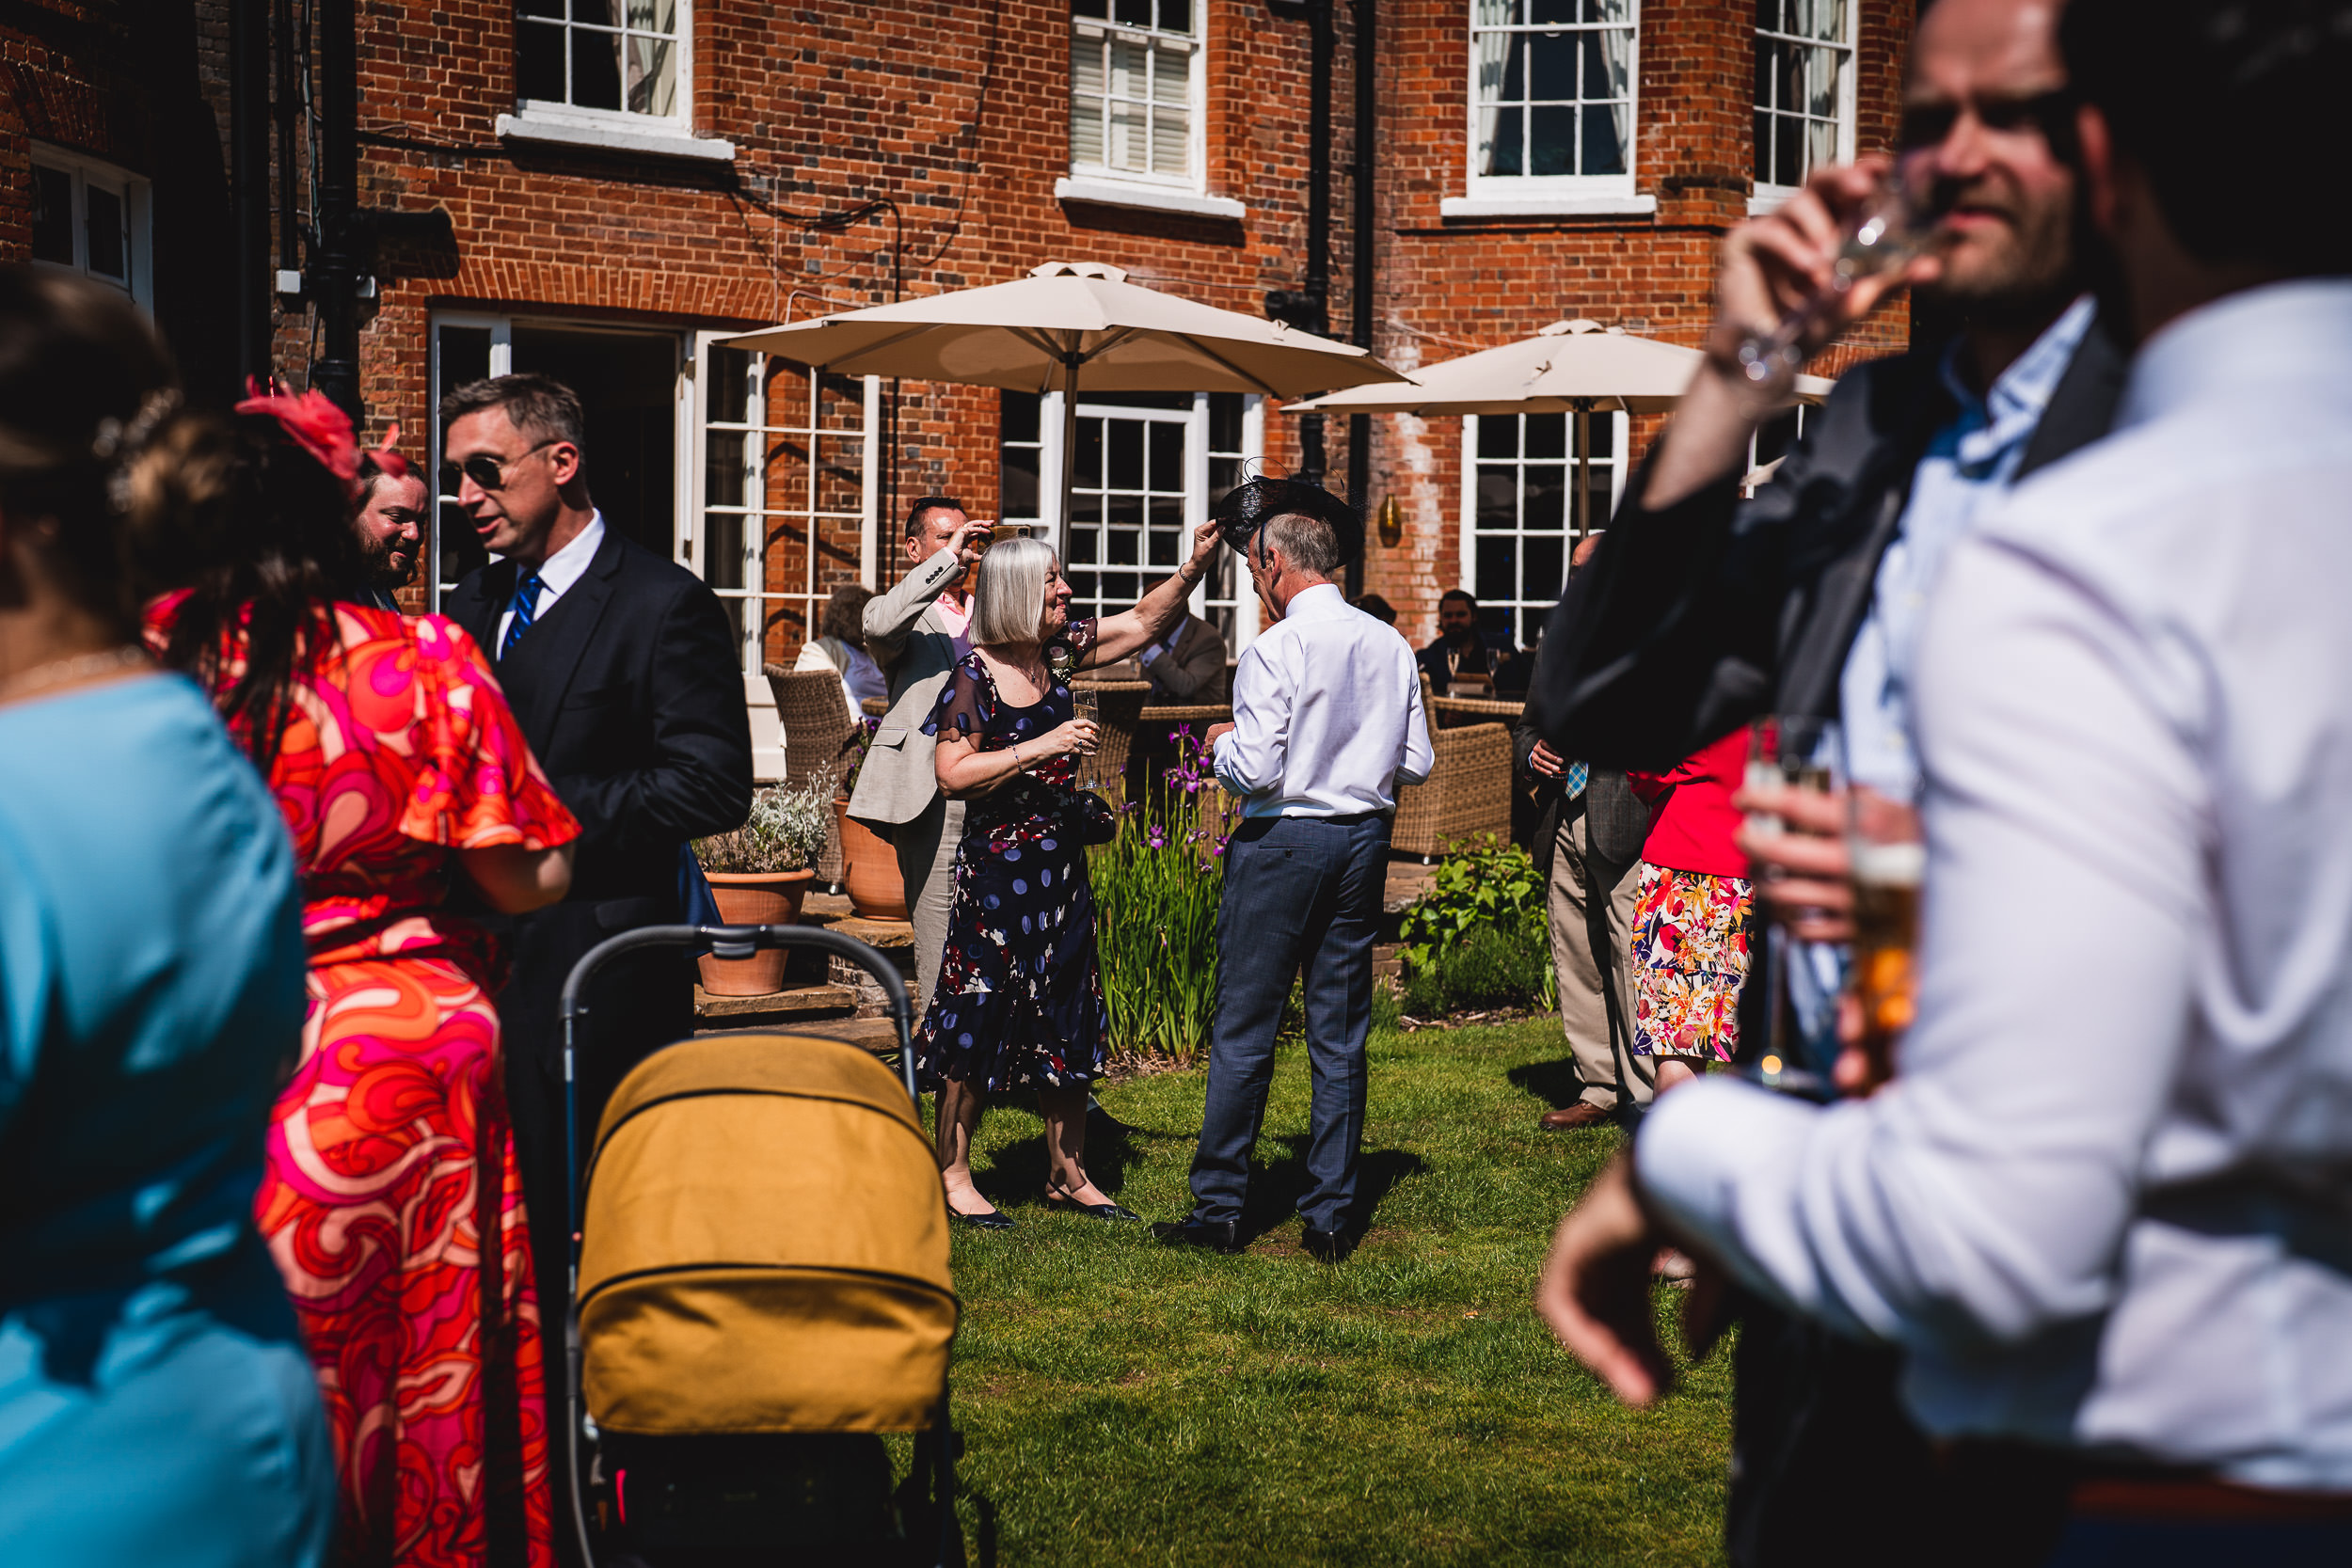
[1089,727,1234,1066]
[1396,833,1555,1018]
[695,775,834,875]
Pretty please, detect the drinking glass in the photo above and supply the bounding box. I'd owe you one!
[1734,161,1936,403]
[1846,784,1925,1092]
[1745,717,1844,1096]
[1071,687,1101,793]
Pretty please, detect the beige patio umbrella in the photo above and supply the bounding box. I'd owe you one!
[723,261,1407,530]
[1285,319,1832,537]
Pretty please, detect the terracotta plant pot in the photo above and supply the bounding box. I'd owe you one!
[696,868,817,996]
[835,796,911,921]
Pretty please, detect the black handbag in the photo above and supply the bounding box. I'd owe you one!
[1072,789,1120,847]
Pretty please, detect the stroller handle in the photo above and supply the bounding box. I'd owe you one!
[554,922,925,1568]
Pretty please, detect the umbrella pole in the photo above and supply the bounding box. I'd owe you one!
[1573,399,1592,545]
[1059,348,1082,546]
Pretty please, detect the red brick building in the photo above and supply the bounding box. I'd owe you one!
[7,1,1915,768]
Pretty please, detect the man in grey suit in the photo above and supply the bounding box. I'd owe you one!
[849,496,991,1017]
[1137,604,1231,701]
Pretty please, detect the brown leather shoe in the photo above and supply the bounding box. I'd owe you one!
[1538,1101,1615,1131]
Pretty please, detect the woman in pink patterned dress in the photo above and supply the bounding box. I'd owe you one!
[151,392,579,1567]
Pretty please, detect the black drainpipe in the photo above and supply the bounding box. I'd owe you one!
[1266,0,1333,490]
[230,0,272,387]
[310,0,362,420]
[1344,0,1375,597]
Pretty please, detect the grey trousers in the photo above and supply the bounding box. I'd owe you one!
[893,793,965,1022]
[1549,801,1648,1111]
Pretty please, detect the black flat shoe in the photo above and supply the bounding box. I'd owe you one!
[1301,1225,1352,1263]
[1152,1216,1241,1254]
[1044,1192,1142,1222]
[950,1208,1014,1231]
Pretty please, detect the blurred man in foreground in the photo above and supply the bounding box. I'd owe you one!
[1541,3,2352,1560]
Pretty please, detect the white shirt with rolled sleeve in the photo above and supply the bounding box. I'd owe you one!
[1212,582,1435,818]
[1635,280,2352,1489]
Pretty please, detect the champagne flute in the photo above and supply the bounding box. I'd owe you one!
[1071,687,1101,793]
[1734,161,1937,404]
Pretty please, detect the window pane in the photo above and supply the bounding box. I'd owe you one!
[518,18,564,101]
[1106,527,1139,563]
[1002,447,1039,520]
[1151,103,1188,176]
[1477,415,1520,459]
[1475,536,1518,606]
[1524,534,1565,602]
[1774,113,1803,186]
[1484,107,1524,177]
[705,432,746,510]
[1067,527,1100,563]
[1805,43,1837,116]
[1501,33,1526,102]
[1475,468,1518,529]
[30,166,73,265]
[1588,0,1632,21]
[1524,414,1566,459]
[1072,40,1105,166]
[1476,0,1518,27]
[1582,103,1627,175]
[1107,419,1144,489]
[624,32,676,117]
[1208,390,1243,453]
[520,0,562,14]
[1158,0,1192,32]
[1073,0,1107,15]
[1583,31,1629,98]
[708,346,753,425]
[1527,106,1575,176]
[572,24,623,109]
[1076,418,1104,484]
[1523,463,1567,528]
[85,182,125,282]
[1530,0,1576,22]
[1529,32,1573,101]
[1147,421,1182,490]
[1114,0,1151,24]
[1003,389,1041,444]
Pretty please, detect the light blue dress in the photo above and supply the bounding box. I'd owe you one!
[0,673,334,1567]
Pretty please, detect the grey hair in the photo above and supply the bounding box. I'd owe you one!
[1257,511,1340,579]
[971,535,1057,648]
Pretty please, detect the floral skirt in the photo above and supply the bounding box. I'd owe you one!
[914,830,1110,1094]
[1630,865,1756,1062]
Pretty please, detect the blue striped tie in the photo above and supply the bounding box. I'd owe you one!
[501,570,545,658]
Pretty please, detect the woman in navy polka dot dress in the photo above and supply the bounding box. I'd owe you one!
[923,529,1222,1228]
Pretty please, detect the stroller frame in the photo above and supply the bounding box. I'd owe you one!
[558,924,959,1567]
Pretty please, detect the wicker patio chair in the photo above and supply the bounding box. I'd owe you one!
[1391,721,1514,862]
[765,665,855,885]
[1430,694,1526,729]
[1069,677,1151,803]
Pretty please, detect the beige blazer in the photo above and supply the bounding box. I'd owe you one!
[847,545,968,834]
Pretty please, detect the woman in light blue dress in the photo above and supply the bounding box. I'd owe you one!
[0,268,334,1565]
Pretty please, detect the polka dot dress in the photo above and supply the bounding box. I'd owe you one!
[914,625,1111,1094]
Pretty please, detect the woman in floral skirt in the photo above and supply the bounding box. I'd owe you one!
[1627,725,1757,1094]
[921,530,1216,1228]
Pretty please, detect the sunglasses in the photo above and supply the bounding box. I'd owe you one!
[1898,89,2078,154]
[439,439,559,495]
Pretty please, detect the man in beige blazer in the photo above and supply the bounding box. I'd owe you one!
[1137,605,1231,702]
[850,496,990,1017]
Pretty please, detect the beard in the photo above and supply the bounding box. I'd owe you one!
[362,531,419,591]
[1914,179,2085,332]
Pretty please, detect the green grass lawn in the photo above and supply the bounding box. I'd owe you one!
[933,1017,1733,1566]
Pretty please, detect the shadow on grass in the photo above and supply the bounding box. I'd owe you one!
[972,1106,1145,1205]
[1239,1132,1426,1244]
[1506,1054,1593,1112]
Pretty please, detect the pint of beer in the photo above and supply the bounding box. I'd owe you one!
[1848,787,1925,1081]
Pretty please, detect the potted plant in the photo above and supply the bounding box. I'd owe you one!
[692,777,833,995]
[831,716,910,921]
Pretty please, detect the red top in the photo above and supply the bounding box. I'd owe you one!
[1628,725,1753,879]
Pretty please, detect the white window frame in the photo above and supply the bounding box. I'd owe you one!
[1750,0,1856,214]
[1020,390,1263,652]
[27,146,152,309]
[1446,2,1652,220]
[499,1,735,162]
[1460,408,1626,649]
[1058,1,1232,220]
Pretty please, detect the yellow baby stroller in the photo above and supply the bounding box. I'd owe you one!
[558,925,961,1566]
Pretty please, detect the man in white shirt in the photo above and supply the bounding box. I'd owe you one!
[1539,1,2352,1554]
[1157,496,1433,1260]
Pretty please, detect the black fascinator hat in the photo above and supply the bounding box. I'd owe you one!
[1210,475,1363,564]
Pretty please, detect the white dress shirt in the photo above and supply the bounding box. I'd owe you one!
[495,511,605,653]
[1213,582,1434,817]
[1638,280,2352,1490]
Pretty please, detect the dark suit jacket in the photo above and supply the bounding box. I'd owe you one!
[445,525,752,1067]
[1525,311,2129,771]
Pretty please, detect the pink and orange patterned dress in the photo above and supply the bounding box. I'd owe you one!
[151,598,579,1568]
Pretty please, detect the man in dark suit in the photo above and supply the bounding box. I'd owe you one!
[1414,588,1493,691]
[439,373,751,1521]
[1525,2,2128,1561]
